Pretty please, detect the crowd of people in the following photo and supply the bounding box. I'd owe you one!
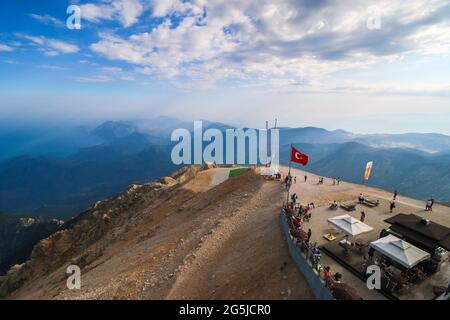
[280,170,447,299]
[283,200,315,229]
[332,177,341,185]
[283,205,326,278]
[281,173,410,293]
[281,175,344,290]
[283,174,343,188]
[284,174,310,190]
[392,190,436,213]
[284,175,293,190]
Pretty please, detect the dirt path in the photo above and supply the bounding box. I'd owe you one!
[36,169,313,300]
[166,179,314,300]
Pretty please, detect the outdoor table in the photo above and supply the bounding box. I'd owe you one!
[323,233,337,241]
[384,265,412,291]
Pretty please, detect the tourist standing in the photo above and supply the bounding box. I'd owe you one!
[390,201,396,213]
[324,266,333,287]
[426,198,435,211]
[291,193,298,204]
[360,211,366,223]
[368,247,375,260]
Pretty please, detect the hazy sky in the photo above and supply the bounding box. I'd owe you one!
[1,0,450,134]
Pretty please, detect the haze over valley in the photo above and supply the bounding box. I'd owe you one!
[1,116,450,221]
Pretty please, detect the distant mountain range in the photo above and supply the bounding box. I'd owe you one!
[0,117,236,219]
[1,116,450,220]
[0,116,235,162]
[281,142,450,201]
[279,127,450,153]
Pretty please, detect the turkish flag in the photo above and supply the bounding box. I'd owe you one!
[291,146,309,166]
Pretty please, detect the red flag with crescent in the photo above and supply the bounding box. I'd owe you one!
[291,146,309,166]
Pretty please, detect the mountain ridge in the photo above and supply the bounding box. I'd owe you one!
[2,117,450,219]
[0,165,314,300]
[1,164,447,300]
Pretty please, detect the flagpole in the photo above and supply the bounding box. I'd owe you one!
[286,144,292,205]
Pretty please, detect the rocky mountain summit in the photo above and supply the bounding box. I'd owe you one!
[0,163,313,300]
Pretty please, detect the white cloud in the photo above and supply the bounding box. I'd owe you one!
[150,0,203,17]
[74,75,114,83]
[79,3,116,23]
[43,51,60,57]
[73,64,135,83]
[21,35,45,45]
[120,75,135,81]
[112,0,144,27]
[38,64,69,71]
[18,34,79,56]
[0,44,14,52]
[47,39,79,54]
[29,13,65,27]
[100,65,137,81]
[87,0,450,93]
[80,0,144,27]
[102,66,123,73]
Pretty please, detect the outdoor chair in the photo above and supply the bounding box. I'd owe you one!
[340,242,353,256]
[354,239,368,253]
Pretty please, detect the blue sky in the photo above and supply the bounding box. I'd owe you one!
[1,0,450,134]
